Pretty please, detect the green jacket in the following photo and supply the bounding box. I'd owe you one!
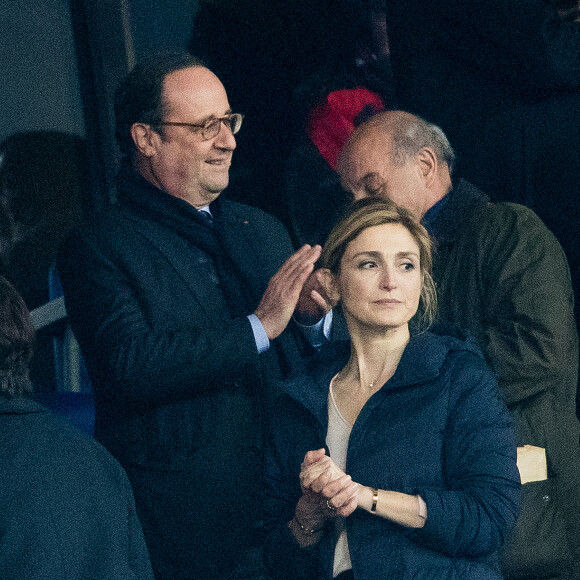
[425,179,580,579]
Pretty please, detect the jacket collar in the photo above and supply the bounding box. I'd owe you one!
[281,331,480,425]
[423,178,488,244]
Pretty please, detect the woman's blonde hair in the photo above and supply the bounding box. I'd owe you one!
[321,198,437,332]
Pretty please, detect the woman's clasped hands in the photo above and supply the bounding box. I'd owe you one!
[292,448,359,542]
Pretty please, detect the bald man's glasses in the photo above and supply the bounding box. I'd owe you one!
[158,113,244,141]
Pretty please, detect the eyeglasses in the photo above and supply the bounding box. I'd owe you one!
[157,113,244,141]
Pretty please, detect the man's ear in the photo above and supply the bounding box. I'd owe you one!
[131,123,159,157]
[416,147,438,187]
[317,268,341,306]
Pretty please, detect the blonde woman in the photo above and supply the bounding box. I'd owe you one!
[264,199,520,580]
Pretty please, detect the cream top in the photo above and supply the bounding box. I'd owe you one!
[327,377,353,578]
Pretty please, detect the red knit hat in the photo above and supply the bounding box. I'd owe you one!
[307,87,385,170]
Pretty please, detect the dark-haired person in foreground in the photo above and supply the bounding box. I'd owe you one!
[264,200,520,579]
[337,110,580,579]
[0,276,154,580]
[58,52,332,579]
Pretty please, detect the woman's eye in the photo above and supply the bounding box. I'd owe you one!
[359,260,377,269]
[401,261,415,271]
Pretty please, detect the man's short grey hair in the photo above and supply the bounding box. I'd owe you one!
[390,115,456,174]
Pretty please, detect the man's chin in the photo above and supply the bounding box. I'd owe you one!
[171,185,225,208]
[199,183,228,205]
[206,178,229,196]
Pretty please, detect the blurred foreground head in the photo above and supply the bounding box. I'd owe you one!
[0,276,34,397]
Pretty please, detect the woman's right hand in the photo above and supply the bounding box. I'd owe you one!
[290,473,359,547]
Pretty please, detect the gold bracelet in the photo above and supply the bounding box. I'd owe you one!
[293,514,324,534]
[371,488,379,512]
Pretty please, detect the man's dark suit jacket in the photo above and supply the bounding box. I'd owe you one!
[0,397,154,579]
[57,167,312,579]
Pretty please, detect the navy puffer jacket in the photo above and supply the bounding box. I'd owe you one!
[264,332,520,580]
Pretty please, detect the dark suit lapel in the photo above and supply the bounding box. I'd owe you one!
[216,210,274,307]
[125,213,228,326]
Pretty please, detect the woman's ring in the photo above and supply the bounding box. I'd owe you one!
[326,499,336,511]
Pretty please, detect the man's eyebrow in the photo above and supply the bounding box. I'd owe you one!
[205,109,233,122]
[358,172,386,196]
[361,171,382,185]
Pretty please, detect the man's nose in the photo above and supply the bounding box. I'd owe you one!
[213,120,237,150]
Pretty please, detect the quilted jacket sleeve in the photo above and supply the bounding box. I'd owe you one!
[410,351,521,557]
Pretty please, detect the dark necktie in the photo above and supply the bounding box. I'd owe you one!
[198,209,214,228]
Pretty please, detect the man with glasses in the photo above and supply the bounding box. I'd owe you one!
[58,52,331,580]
